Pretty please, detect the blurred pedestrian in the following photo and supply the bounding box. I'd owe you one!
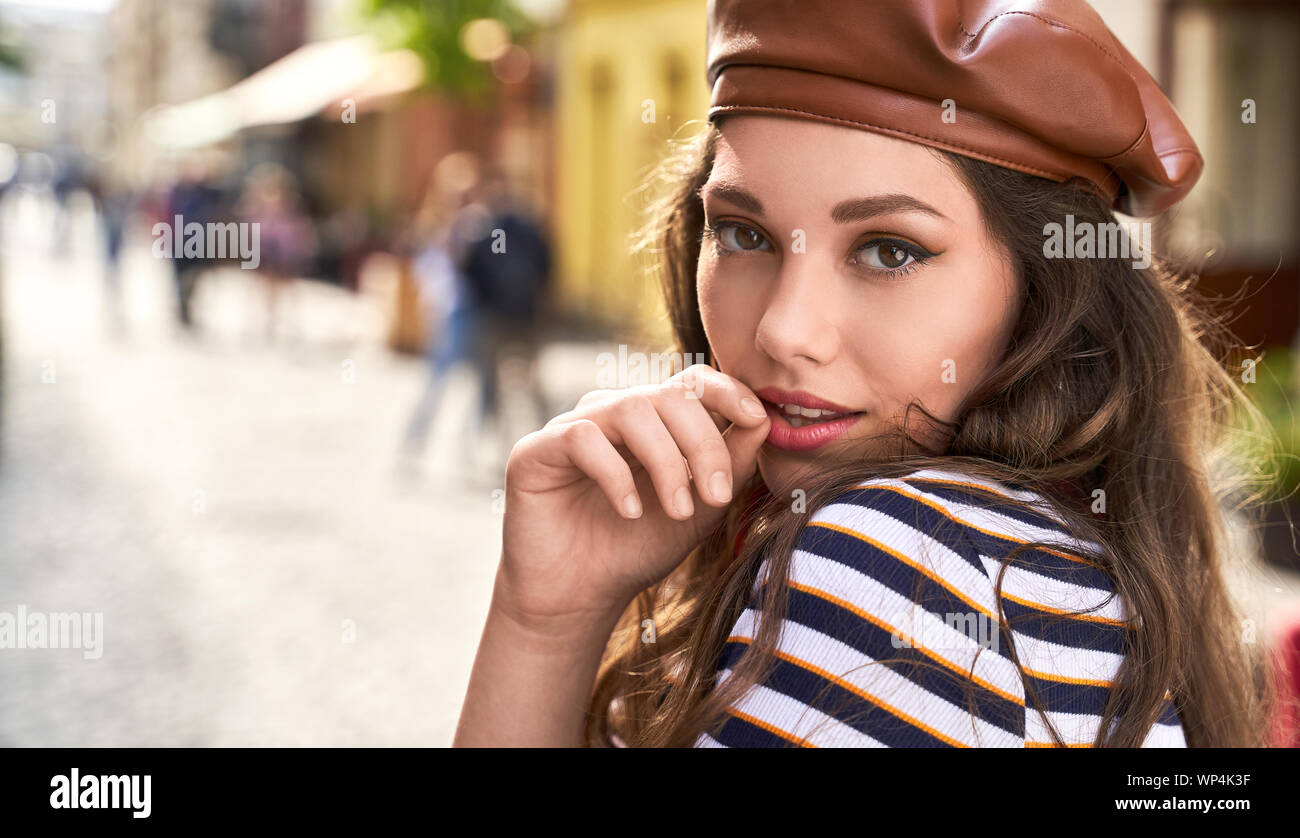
[238,163,316,343]
[87,172,132,338]
[399,157,492,473]
[460,169,552,463]
[163,156,226,329]
[49,145,84,261]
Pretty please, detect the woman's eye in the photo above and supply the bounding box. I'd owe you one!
[711,222,771,252]
[855,239,931,273]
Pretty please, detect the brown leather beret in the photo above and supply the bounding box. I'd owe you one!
[705,0,1203,216]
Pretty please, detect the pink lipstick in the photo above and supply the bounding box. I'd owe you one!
[754,387,866,452]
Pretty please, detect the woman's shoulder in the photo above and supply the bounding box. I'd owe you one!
[776,467,1186,747]
[804,466,1106,569]
[796,465,1126,643]
[707,467,1188,747]
[834,466,1078,531]
[795,468,1188,746]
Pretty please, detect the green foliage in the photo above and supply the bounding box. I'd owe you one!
[1239,345,1300,500]
[359,0,533,101]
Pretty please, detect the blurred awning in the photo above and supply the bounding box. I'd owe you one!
[142,35,424,150]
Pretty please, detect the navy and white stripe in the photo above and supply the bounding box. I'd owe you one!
[695,468,1187,748]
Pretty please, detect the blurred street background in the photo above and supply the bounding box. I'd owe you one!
[0,0,1299,745]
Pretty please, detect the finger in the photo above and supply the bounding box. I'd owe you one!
[705,408,733,433]
[652,387,738,507]
[544,410,575,429]
[545,389,613,428]
[606,395,697,520]
[721,405,771,493]
[573,389,613,410]
[667,364,769,430]
[554,419,644,519]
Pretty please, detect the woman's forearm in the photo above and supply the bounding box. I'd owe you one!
[452,565,627,747]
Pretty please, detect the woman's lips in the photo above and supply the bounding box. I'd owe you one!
[761,401,866,452]
[754,387,857,414]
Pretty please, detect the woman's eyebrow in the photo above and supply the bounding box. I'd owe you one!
[701,182,948,223]
[831,194,949,224]
[700,181,763,214]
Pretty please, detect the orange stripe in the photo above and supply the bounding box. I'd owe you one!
[782,581,1025,706]
[1019,676,1176,696]
[1020,664,1114,688]
[862,479,1105,569]
[724,707,817,747]
[1000,590,1129,627]
[722,635,990,747]
[804,520,998,620]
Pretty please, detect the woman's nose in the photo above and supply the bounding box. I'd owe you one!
[753,257,841,366]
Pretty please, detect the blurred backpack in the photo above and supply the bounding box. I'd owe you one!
[462,211,550,322]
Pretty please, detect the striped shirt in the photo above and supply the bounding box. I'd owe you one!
[694,468,1187,748]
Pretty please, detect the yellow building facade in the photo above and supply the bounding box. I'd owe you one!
[554,0,709,345]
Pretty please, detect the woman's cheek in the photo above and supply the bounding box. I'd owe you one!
[697,267,744,351]
[697,262,717,329]
[872,349,962,424]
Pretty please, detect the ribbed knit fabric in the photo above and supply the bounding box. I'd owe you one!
[694,468,1187,748]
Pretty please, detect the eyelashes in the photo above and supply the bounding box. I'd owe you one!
[701,220,773,254]
[700,220,937,278]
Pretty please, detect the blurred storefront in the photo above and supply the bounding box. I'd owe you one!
[1160,0,1300,353]
[106,0,306,191]
[110,0,555,354]
[553,0,707,345]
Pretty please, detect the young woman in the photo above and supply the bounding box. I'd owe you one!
[454,0,1277,747]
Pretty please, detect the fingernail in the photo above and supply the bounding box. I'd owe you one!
[710,470,731,502]
[622,493,642,518]
[674,485,694,517]
[741,397,766,417]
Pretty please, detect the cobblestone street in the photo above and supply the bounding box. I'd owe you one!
[0,193,608,745]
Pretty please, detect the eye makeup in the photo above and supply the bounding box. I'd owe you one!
[700,219,938,279]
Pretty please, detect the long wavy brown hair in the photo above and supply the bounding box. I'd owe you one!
[584,120,1281,748]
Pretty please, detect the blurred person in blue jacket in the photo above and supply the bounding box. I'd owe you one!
[400,157,493,472]
[459,168,553,464]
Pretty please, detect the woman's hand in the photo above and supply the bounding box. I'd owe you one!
[497,364,771,625]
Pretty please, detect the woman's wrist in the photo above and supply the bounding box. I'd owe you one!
[453,565,630,747]
[488,583,628,652]
[491,559,634,640]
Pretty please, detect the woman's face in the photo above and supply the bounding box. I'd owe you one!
[697,115,1022,498]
